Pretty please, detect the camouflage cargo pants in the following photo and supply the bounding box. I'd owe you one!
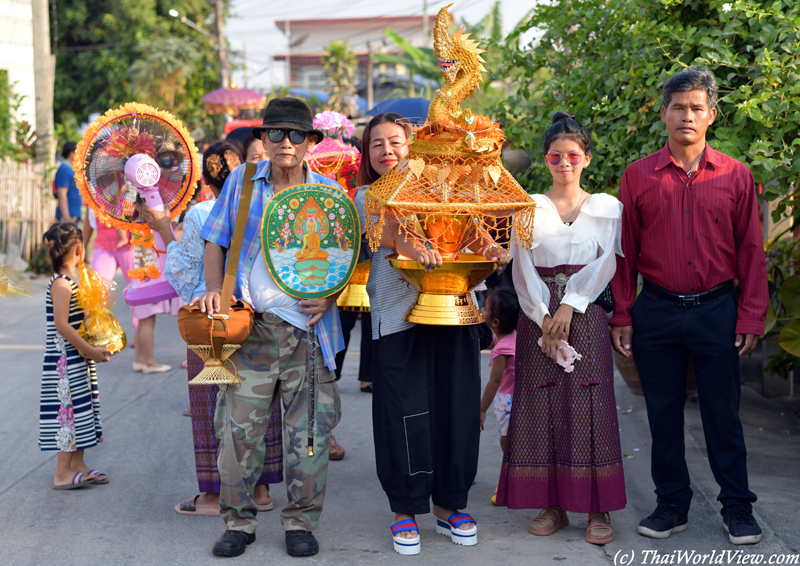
[215,313,341,534]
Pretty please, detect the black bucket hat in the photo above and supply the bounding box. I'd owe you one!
[252,97,324,143]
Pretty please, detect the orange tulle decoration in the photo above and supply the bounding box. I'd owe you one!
[76,262,127,356]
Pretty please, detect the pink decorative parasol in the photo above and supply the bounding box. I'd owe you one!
[202,87,267,115]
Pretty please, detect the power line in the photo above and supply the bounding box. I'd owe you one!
[230,0,373,20]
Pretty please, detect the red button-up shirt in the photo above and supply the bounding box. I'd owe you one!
[609,143,768,336]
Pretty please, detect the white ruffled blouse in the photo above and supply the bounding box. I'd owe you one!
[511,192,624,329]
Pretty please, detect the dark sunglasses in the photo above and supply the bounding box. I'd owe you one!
[265,129,308,144]
[545,151,585,166]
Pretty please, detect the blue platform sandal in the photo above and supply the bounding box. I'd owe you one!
[391,519,421,555]
[435,513,477,546]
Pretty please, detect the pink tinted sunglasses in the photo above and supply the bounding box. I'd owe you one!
[545,151,585,166]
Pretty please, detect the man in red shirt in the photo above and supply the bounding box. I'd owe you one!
[609,68,768,545]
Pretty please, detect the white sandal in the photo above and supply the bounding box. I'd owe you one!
[391,519,421,555]
[435,512,477,546]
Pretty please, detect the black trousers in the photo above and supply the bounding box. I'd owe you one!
[335,310,373,382]
[631,288,757,515]
[372,324,481,515]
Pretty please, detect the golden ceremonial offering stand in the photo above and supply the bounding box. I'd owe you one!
[336,259,371,311]
[363,5,536,326]
[388,252,496,325]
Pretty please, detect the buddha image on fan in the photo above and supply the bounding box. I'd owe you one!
[263,189,360,297]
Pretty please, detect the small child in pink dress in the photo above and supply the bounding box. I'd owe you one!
[480,288,520,505]
[479,287,521,449]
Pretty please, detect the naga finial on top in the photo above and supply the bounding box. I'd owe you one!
[425,4,500,152]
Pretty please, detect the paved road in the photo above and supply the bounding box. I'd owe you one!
[1,275,799,566]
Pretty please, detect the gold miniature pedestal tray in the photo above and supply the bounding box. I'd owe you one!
[80,332,127,357]
[79,331,127,359]
[387,252,496,325]
[336,259,371,312]
[188,344,241,385]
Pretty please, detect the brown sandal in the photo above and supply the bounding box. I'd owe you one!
[586,512,614,544]
[329,434,346,461]
[529,506,569,536]
[174,495,219,516]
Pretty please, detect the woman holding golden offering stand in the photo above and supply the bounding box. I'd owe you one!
[356,5,535,555]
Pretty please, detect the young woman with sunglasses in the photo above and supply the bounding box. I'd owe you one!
[496,112,626,544]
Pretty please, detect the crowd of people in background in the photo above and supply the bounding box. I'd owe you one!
[37,67,769,557]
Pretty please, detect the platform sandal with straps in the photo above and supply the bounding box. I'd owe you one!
[435,512,477,546]
[529,506,569,536]
[391,519,421,555]
[586,512,614,545]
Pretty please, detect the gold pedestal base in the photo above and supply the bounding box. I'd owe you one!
[188,344,241,386]
[387,252,496,326]
[336,283,371,312]
[405,292,483,325]
[337,260,371,312]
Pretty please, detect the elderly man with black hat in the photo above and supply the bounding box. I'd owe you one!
[197,98,345,558]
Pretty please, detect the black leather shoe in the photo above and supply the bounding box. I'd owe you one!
[212,530,256,557]
[285,530,319,557]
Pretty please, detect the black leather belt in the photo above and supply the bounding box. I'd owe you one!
[642,279,733,307]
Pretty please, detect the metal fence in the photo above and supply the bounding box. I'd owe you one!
[0,160,57,261]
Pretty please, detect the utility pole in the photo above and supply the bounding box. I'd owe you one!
[285,19,291,89]
[366,41,374,111]
[214,0,230,88]
[243,43,248,88]
[31,0,55,168]
[422,0,429,39]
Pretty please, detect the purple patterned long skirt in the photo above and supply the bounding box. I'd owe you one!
[187,349,283,493]
[496,265,626,513]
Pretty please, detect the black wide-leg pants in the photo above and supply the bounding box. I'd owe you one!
[372,324,482,515]
[631,288,757,515]
[335,310,373,382]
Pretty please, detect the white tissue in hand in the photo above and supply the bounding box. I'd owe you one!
[537,338,582,373]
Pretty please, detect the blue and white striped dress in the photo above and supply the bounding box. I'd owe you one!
[38,274,103,452]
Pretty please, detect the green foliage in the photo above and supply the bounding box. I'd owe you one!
[28,244,53,275]
[462,1,504,45]
[53,0,222,143]
[490,0,800,212]
[778,320,800,358]
[321,40,358,116]
[129,37,200,113]
[374,28,441,98]
[760,236,800,378]
[460,3,536,117]
[0,74,36,162]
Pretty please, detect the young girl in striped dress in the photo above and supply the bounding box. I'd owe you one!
[39,223,111,489]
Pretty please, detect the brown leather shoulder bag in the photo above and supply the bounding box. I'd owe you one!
[178,162,256,357]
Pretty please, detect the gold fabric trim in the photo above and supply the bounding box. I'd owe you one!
[504,462,624,481]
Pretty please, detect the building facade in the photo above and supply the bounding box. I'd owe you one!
[0,0,36,129]
[274,15,441,92]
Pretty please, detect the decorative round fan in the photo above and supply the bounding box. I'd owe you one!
[74,103,201,306]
